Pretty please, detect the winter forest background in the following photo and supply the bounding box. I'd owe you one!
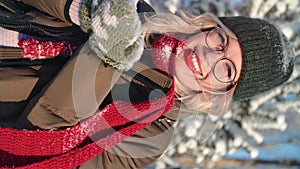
[142,0,300,169]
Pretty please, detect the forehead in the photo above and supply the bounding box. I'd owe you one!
[225,36,243,80]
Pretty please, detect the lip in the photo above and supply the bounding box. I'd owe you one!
[184,48,203,77]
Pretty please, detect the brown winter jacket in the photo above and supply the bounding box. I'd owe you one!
[0,0,179,168]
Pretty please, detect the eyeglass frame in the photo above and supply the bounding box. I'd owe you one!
[202,26,238,92]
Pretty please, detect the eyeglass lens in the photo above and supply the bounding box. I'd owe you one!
[213,58,236,83]
[206,28,228,51]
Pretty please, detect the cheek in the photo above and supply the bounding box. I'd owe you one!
[199,76,224,91]
[175,58,200,90]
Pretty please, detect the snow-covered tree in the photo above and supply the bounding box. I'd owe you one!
[146,0,300,168]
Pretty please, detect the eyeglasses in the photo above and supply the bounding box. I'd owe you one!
[204,27,237,91]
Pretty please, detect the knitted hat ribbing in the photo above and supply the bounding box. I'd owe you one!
[219,16,295,101]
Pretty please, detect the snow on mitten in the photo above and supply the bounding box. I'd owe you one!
[80,0,144,70]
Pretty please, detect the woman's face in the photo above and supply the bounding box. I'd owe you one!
[175,27,243,93]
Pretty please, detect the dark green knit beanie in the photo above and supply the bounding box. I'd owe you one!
[219,16,295,101]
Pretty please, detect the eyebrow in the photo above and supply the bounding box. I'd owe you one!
[202,26,218,32]
[180,27,217,38]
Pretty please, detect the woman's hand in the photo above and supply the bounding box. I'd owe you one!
[81,0,144,70]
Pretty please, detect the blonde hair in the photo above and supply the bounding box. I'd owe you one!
[142,12,237,39]
[142,12,236,115]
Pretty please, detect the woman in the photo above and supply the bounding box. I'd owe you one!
[0,0,295,168]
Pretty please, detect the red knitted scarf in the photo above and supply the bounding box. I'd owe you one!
[0,86,174,169]
[18,38,80,60]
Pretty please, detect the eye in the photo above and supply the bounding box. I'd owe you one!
[218,33,226,48]
[206,28,228,51]
[226,63,232,78]
[213,58,236,83]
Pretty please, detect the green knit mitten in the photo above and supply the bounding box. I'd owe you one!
[80,0,144,70]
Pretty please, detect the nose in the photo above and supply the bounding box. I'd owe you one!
[197,46,224,69]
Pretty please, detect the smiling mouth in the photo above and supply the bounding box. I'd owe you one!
[185,49,203,77]
[192,52,201,72]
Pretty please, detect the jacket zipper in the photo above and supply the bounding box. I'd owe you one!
[0,57,71,67]
[0,22,75,38]
[0,58,46,67]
